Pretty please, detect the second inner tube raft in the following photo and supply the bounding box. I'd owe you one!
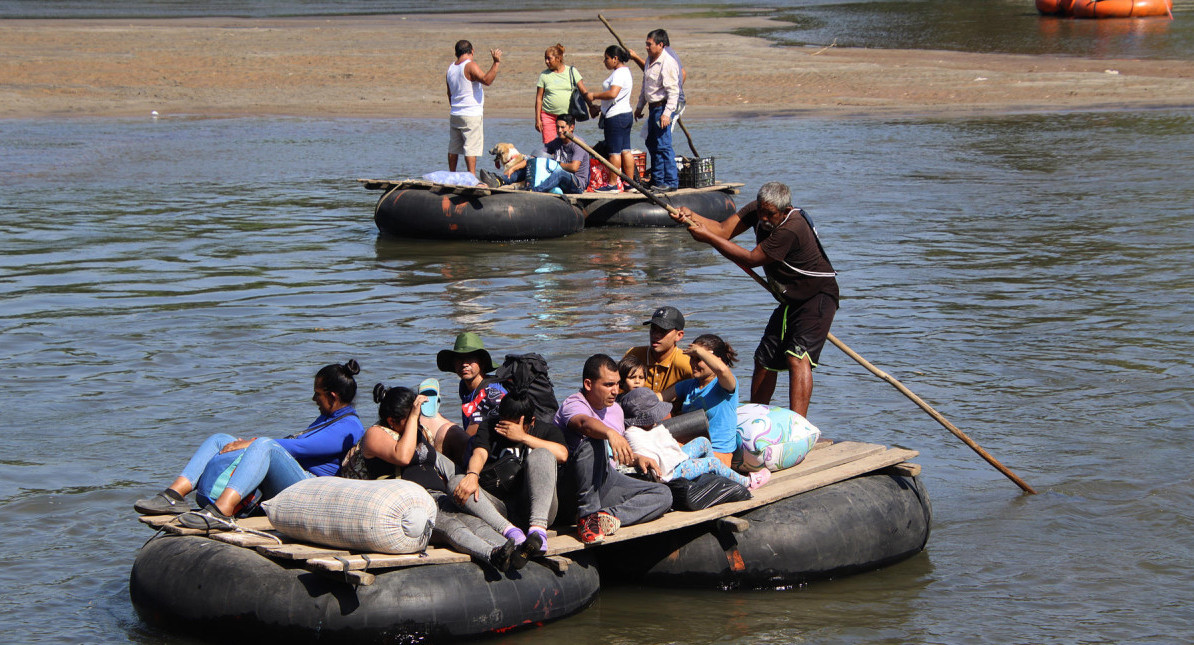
[363,179,743,240]
[576,186,740,228]
[595,471,931,589]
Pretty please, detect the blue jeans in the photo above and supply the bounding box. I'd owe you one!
[182,433,313,504]
[646,103,677,188]
[532,166,584,194]
[603,111,633,154]
[502,168,526,184]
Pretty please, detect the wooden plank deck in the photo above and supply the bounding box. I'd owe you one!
[356,177,743,204]
[139,441,917,584]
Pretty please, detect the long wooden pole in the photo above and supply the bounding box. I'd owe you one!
[567,131,1036,494]
[597,13,700,158]
[564,132,690,220]
[732,267,1036,494]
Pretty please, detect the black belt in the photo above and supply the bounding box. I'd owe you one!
[648,100,666,108]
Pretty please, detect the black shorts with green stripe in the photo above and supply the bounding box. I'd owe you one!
[754,292,838,371]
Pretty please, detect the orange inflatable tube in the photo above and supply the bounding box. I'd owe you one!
[1036,0,1075,15]
[1038,0,1172,17]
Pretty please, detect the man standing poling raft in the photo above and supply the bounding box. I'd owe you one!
[676,182,839,417]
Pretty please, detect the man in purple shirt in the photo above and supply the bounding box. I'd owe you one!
[555,354,672,544]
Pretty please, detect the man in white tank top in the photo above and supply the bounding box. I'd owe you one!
[446,40,503,175]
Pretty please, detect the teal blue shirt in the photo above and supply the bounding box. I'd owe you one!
[675,377,740,453]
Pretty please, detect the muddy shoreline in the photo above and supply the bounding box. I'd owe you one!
[2,9,1192,119]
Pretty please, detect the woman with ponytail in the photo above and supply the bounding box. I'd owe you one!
[661,335,749,466]
[133,360,367,529]
[585,45,636,183]
[340,383,525,574]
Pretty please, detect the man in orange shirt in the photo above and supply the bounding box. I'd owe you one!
[623,306,693,410]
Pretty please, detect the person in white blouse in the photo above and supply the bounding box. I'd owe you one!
[585,45,636,182]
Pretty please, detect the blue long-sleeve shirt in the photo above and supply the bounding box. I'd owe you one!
[274,406,365,476]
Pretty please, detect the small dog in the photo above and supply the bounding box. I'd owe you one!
[489,143,526,176]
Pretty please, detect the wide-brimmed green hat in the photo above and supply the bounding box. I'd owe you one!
[436,332,497,374]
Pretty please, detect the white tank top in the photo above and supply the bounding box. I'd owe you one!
[446,60,484,117]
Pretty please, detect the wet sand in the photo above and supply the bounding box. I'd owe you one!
[2,9,1192,119]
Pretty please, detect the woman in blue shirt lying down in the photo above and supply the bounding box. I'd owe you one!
[133,359,367,529]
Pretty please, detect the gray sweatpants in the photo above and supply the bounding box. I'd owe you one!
[570,436,672,525]
[429,493,507,560]
[448,446,559,532]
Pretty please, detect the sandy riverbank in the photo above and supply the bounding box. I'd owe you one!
[2,9,1192,119]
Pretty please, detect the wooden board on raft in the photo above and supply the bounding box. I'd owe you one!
[356,177,742,203]
[139,441,918,585]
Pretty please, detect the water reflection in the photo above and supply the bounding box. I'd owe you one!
[371,230,705,351]
[507,554,932,644]
[1037,11,1174,57]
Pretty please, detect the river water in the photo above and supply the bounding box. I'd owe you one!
[3,1,1194,642]
[3,109,1193,643]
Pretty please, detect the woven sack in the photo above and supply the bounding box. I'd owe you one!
[262,478,436,554]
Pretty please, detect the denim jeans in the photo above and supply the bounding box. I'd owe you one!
[531,166,584,194]
[184,433,312,504]
[646,103,678,188]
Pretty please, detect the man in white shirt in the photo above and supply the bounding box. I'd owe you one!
[633,29,681,191]
[446,40,502,175]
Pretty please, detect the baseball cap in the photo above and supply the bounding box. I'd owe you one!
[643,306,685,331]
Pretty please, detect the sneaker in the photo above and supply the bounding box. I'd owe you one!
[477,168,502,188]
[748,469,772,490]
[522,527,548,559]
[577,513,604,544]
[177,504,235,530]
[595,511,621,537]
[507,545,529,571]
[134,490,189,515]
[489,537,517,572]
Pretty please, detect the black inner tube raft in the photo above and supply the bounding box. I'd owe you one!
[595,472,932,589]
[374,184,586,241]
[130,535,600,643]
[579,188,738,228]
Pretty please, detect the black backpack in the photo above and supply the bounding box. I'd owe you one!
[491,353,559,429]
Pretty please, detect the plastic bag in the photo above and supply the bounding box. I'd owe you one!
[667,473,751,511]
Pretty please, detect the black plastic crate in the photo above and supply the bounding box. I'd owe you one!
[678,156,716,188]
